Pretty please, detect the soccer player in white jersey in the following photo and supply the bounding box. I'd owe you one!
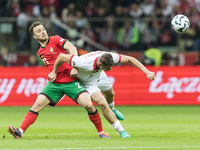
[97,71,122,119]
[70,52,125,120]
[48,51,155,138]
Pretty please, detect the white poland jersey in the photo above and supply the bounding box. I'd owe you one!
[70,51,121,85]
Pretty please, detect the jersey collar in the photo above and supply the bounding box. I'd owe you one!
[41,37,50,48]
[93,57,99,70]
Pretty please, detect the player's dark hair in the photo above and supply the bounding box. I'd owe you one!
[29,21,44,35]
[99,53,114,66]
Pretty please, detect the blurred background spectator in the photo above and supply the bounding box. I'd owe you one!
[16,5,32,52]
[0,46,10,66]
[24,54,40,67]
[117,20,140,51]
[139,15,158,50]
[0,0,199,66]
[75,10,88,32]
[81,23,96,51]
[0,0,8,17]
[61,3,76,24]
[140,44,162,66]
[84,0,97,17]
[99,17,118,50]
[193,23,200,51]
[112,4,127,29]
[194,51,200,65]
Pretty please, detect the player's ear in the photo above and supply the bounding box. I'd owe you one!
[98,62,102,67]
[32,35,36,39]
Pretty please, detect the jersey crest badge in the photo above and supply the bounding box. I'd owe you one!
[50,47,56,54]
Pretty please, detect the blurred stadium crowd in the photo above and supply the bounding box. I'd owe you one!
[0,0,200,66]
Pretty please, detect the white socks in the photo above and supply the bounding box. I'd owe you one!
[19,128,24,135]
[98,131,104,134]
[109,102,124,134]
[109,101,115,110]
[111,120,124,134]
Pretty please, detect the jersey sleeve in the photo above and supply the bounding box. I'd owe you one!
[70,55,87,68]
[110,52,121,63]
[52,35,68,48]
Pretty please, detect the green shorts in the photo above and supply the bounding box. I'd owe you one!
[39,80,87,106]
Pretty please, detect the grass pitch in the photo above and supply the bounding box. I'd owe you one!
[0,106,200,150]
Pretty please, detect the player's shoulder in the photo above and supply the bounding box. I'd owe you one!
[51,35,67,43]
[50,35,59,40]
[49,35,61,40]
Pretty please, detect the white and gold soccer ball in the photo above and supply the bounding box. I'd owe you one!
[171,14,190,33]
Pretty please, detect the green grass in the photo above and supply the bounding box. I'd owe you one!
[1,106,200,150]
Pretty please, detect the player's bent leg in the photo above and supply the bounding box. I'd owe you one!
[77,92,96,113]
[91,92,129,138]
[20,94,50,132]
[103,88,124,121]
[102,87,115,105]
[31,94,51,112]
[91,92,117,124]
[8,95,50,139]
[77,92,110,137]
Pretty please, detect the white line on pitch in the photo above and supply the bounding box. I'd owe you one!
[23,130,200,136]
[1,146,200,150]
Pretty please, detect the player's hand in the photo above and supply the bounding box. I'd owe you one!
[48,72,57,82]
[70,68,79,77]
[146,71,155,80]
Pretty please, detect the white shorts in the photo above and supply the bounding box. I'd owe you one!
[97,71,112,92]
[84,72,112,96]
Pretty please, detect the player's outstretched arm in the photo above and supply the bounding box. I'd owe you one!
[48,53,72,82]
[120,54,155,80]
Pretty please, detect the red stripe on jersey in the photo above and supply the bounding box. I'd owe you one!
[93,57,99,70]
[70,55,75,66]
[118,54,121,63]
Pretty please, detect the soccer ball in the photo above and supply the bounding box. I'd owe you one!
[171,14,190,33]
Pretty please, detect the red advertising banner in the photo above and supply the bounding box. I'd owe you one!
[0,66,200,106]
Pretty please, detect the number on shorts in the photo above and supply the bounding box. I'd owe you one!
[75,82,83,89]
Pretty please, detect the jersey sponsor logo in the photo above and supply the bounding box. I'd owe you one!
[50,47,56,54]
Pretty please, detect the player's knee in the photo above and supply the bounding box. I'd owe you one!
[31,102,43,112]
[83,102,95,112]
[98,100,109,110]
[109,90,115,98]
[31,95,49,112]
[104,90,115,99]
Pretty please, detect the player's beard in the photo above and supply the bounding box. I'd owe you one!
[37,37,48,43]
